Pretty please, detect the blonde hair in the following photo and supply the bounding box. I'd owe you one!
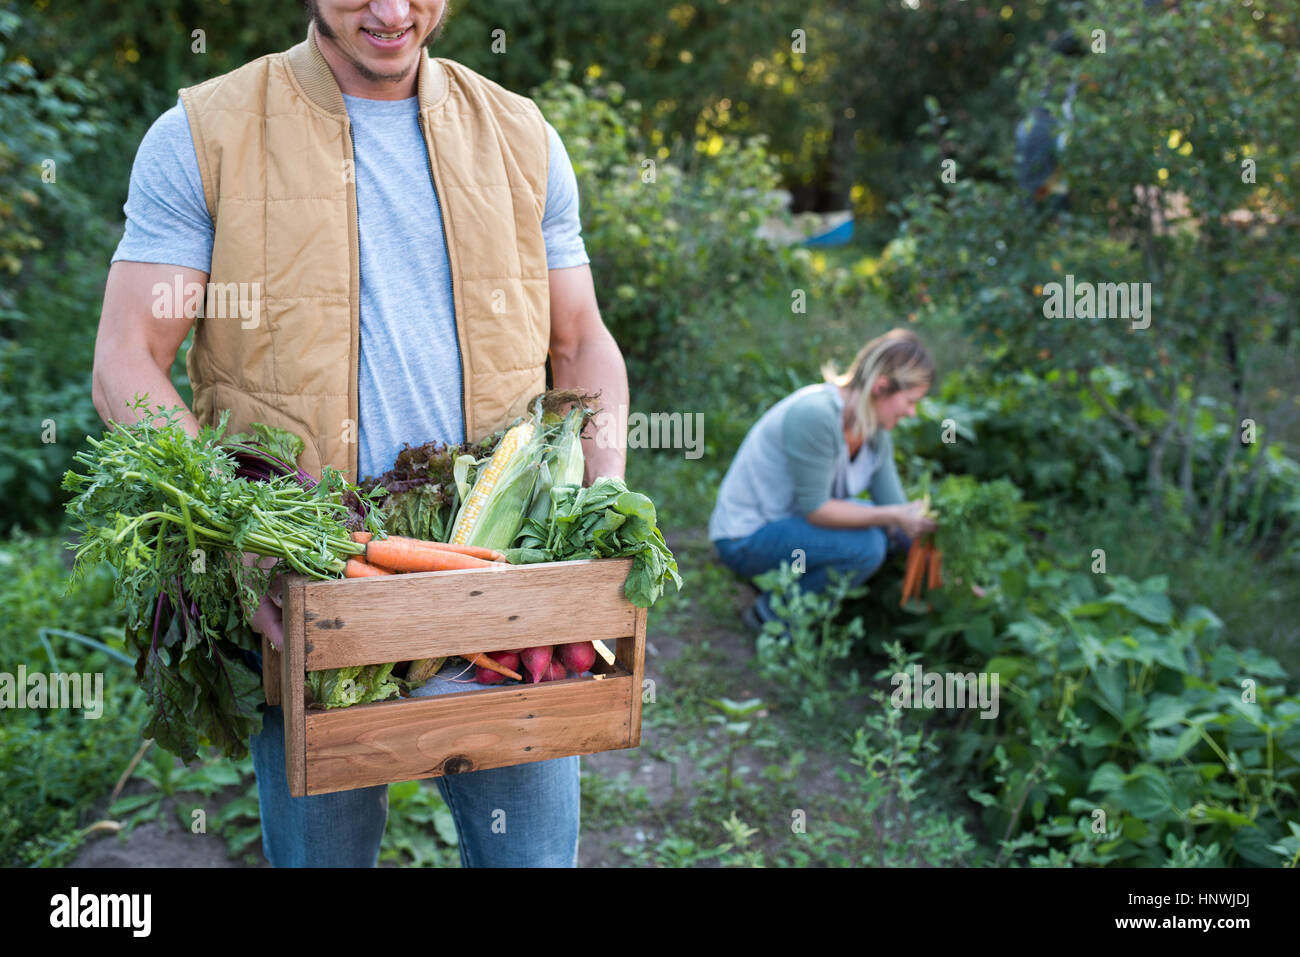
[821,328,935,443]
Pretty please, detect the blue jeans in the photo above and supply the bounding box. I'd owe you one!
[713,516,909,596]
[250,704,580,867]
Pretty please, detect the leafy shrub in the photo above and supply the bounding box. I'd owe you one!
[751,562,865,721]
[887,0,1300,537]
[0,2,118,532]
[535,61,791,384]
[904,555,1300,867]
[853,643,984,867]
[895,365,1300,551]
[894,367,1146,511]
[0,533,145,865]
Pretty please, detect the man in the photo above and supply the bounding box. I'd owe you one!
[92,0,628,867]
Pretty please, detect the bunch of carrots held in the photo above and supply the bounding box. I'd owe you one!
[900,535,943,607]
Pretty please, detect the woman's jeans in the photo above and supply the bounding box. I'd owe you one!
[250,704,580,867]
[713,516,910,596]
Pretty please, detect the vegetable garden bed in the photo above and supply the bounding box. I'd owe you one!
[267,557,647,797]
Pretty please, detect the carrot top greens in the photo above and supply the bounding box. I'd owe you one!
[61,396,385,760]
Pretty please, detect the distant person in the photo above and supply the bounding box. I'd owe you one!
[709,328,938,628]
[1014,28,1085,211]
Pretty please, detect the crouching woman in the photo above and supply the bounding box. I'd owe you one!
[709,328,938,625]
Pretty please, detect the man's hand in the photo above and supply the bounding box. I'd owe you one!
[241,552,284,652]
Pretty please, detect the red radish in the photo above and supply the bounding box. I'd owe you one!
[520,645,554,684]
[558,641,596,675]
[487,650,521,672]
[474,667,505,685]
[539,659,567,682]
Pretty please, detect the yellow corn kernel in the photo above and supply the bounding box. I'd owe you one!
[450,421,534,544]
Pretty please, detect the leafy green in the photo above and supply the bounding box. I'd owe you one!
[508,477,682,607]
[225,422,305,470]
[361,431,501,540]
[307,663,399,709]
[60,398,385,760]
[920,474,1032,587]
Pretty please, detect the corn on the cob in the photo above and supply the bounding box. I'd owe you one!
[405,656,446,685]
[448,420,539,550]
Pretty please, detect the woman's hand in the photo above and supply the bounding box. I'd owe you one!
[895,499,938,539]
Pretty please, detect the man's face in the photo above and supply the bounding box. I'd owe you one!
[307,0,448,90]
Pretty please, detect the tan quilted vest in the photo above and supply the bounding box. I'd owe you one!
[178,24,551,483]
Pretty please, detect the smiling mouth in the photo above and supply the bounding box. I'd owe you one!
[363,26,411,41]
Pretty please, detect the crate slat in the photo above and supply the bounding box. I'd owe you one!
[261,634,281,707]
[302,675,634,795]
[281,557,648,797]
[298,558,636,670]
[281,576,307,796]
[618,605,648,748]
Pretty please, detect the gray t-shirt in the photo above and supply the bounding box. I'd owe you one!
[112,91,589,479]
[708,382,907,541]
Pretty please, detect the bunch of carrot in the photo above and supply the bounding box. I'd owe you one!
[340,531,515,687]
[342,531,507,577]
[900,536,943,607]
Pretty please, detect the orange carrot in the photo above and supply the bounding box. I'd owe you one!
[373,535,506,563]
[366,539,495,572]
[927,547,943,590]
[345,558,393,578]
[900,540,927,607]
[459,652,522,682]
[350,530,373,545]
[427,542,508,563]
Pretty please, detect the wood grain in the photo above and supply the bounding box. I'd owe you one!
[302,674,636,795]
[281,576,307,797]
[278,557,648,797]
[261,634,281,707]
[296,558,636,670]
[619,606,648,748]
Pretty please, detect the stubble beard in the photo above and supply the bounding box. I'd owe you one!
[306,1,448,85]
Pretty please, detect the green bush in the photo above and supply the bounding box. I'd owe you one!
[535,62,791,385]
[0,2,118,532]
[888,0,1300,539]
[893,365,1300,552]
[0,533,146,865]
[897,553,1300,867]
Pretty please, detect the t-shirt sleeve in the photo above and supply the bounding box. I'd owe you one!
[540,119,590,270]
[782,395,841,515]
[110,98,214,273]
[869,429,908,507]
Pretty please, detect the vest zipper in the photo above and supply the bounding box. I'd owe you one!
[420,111,469,445]
[346,121,362,480]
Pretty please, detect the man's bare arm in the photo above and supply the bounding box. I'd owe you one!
[547,263,628,483]
[93,261,206,438]
[95,261,287,647]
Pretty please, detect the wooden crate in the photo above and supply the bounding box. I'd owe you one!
[260,557,646,797]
